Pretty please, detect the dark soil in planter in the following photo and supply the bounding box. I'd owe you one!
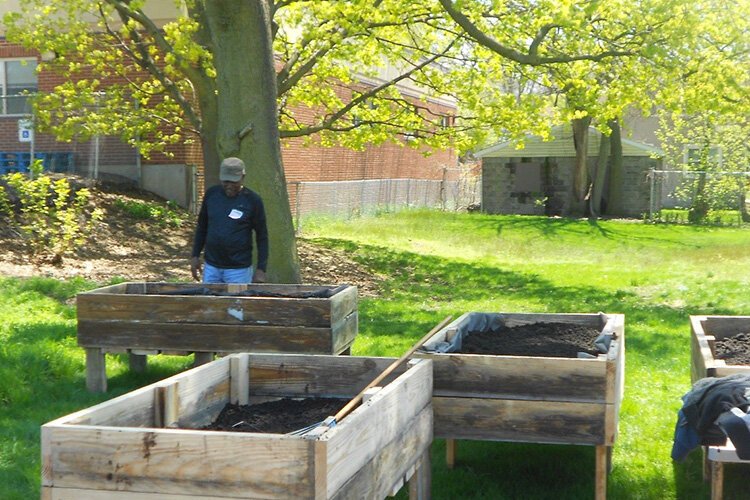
[202,397,345,434]
[459,322,602,358]
[715,332,750,365]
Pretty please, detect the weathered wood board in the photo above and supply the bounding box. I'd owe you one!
[691,315,750,383]
[76,282,358,392]
[42,353,433,500]
[415,312,625,500]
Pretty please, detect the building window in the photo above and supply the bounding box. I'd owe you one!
[1,59,37,115]
[684,144,722,168]
[440,115,454,128]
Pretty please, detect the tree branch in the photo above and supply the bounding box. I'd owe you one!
[105,0,203,130]
[438,0,635,65]
[280,37,459,138]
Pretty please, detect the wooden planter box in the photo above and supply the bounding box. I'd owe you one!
[690,315,750,383]
[415,312,625,500]
[77,282,358,392]
[42,353,433,500]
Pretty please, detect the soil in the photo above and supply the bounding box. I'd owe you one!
[0,179,383,296]
[459,322,603,358]
[202,398,345,434]
[714,332,750,365]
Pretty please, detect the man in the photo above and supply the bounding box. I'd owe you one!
[190,157,268,283]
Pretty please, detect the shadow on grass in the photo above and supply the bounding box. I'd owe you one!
[460,213,710,248]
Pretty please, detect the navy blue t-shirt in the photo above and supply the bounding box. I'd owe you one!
[191,185,269,270]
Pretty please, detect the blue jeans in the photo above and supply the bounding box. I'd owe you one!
[203,263,254,284]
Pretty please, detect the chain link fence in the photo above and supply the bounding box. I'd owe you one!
[289,173,480,232]
[647,169,750,225]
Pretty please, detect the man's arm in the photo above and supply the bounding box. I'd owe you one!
[190,197,209,281]
[253,195,269,282]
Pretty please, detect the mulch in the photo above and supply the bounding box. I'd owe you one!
[202,397,345,434]
[459,322,603,357]
[714,332,750,365]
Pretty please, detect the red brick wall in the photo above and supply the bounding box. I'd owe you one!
[0,40,456,188]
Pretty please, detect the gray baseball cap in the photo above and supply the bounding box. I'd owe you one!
[219,157,246,182]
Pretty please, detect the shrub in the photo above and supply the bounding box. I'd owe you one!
[113,198,185,227]
[2,162,103,263]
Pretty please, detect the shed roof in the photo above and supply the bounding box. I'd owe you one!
[475,124,664,158]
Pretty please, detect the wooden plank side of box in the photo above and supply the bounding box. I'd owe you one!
[246,354,403,398]
[432,396,608,445]
[691,315,716,382]
[323,359,433,495]
[700,315,750,339]
[77,320,335,353]
[53,357,232,429]
[501,312,607,328]
[423,353,609,403]
[77,293,333,327]
[332,404,433,500]
[42,425,317,498]
[42,487,234,500]
[331,311,358,354]
[330,286,358,324]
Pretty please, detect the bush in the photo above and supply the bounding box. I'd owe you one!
[113,198,185,227]
[0,162,102,263]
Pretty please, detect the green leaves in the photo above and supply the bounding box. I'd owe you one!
[2,166,103,262]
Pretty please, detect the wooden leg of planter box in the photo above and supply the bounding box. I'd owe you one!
[446,438,456,469]
[409,449,431,500]
[703,446,711,482]
[710,460,724,500]
[595,445,607,500]
[129,352,147,373]
[193,351,214,366]
[85,347,107,393]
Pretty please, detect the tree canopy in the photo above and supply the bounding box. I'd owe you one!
[5,1,750,278]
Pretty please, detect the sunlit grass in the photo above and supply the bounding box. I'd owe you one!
[301,210,750,499]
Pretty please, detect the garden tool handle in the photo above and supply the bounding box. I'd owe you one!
[333,315,453,423]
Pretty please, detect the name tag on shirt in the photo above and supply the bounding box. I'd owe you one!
[228,209,243,219]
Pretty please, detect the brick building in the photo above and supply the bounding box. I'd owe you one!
[0,38,457,212]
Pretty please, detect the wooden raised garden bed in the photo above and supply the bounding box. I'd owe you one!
[415,312,625,500]
[690,315,750,383]
[42,353,433,499]
[77,282,358,392]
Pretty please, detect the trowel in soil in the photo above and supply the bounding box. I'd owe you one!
[288,314,453,437]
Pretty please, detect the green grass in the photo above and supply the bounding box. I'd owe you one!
[4,210,750,498]
[303,210,750,499]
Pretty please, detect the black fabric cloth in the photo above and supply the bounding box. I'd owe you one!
[192,185,269,271]
[716,407,750,459]
[672,373,750,461]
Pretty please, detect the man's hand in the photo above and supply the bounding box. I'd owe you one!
[253,269,267,283]
[190,257,202,281]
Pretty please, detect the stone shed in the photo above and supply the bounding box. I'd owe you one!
[475,125,663,217]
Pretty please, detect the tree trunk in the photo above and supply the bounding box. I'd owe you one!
[688,172,709,223]
[590,128,610,218]
[571,117,591,205]
[740,180,750,223]
[201,0,299,283]
[606,119,624,215]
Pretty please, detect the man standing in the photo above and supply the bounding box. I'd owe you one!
[190,157,268,283]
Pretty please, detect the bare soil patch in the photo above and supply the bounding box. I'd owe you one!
[460,322,602,358]
[715,332,750,365]
[0,181,382,296]
[202,398,345,434]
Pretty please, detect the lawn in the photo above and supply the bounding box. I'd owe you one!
[3,210,750,499]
